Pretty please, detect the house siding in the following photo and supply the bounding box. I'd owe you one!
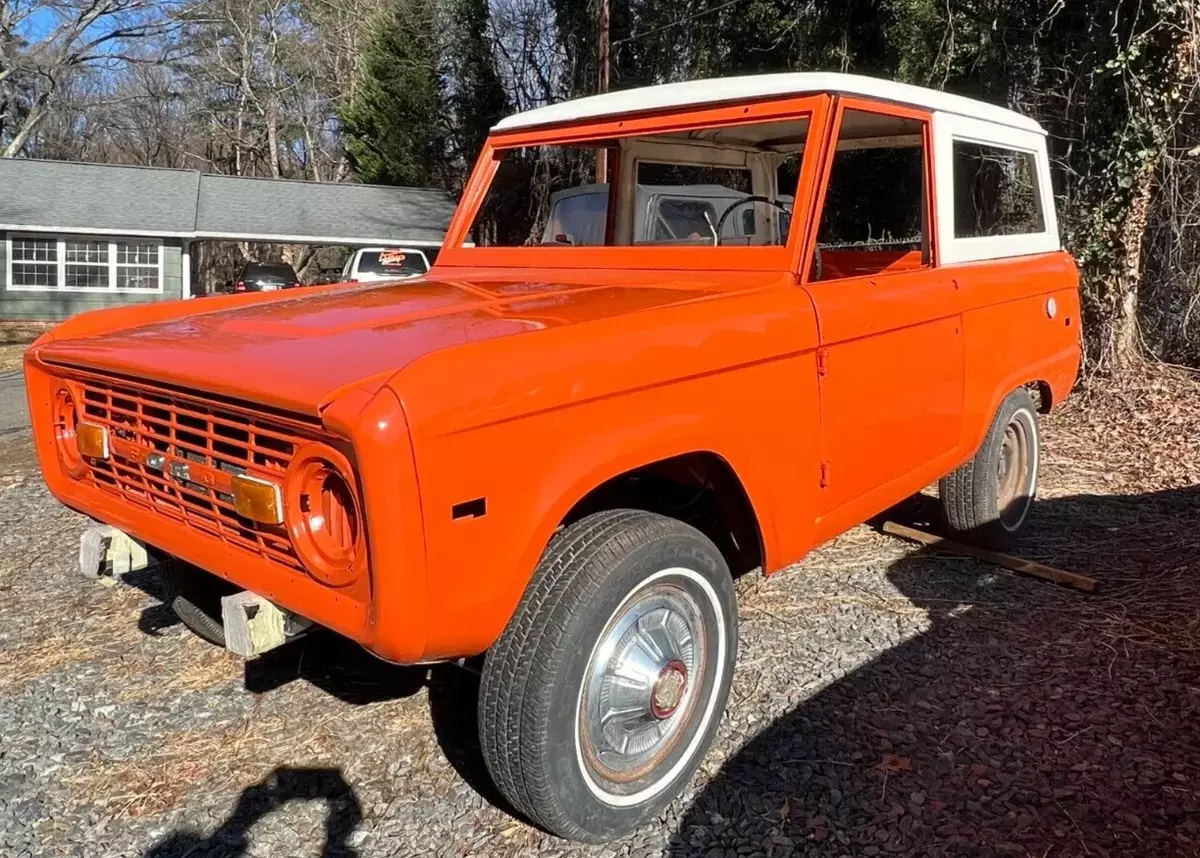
[0,231,183,321]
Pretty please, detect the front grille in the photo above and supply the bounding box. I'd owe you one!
[66,369,322,571]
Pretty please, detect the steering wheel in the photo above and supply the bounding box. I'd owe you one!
[713,195,793,246]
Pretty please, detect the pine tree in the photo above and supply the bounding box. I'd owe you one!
[338,0,450,187]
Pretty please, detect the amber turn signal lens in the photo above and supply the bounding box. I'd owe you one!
[232,474,284,524]
[75,422,110,459]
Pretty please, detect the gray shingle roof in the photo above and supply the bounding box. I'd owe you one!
[0,158,200,234]
[195,173,454,243]
[0,158,455,245]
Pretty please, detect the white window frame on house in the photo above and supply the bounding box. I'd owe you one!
[6,233,165,294]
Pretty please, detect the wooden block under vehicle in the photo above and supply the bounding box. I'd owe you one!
[221,591,288,658]
[79,524,150,586]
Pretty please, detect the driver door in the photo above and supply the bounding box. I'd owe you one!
[803,100,966,542]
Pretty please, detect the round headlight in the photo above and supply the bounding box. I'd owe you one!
[52,386,87,478]
[284,444,364,586]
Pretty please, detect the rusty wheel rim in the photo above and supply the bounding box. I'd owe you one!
[997,413,1033,530]
[574,564,730,810]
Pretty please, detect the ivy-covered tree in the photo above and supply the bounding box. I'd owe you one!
[339,0,451,187]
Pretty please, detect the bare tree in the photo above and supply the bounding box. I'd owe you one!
[0,0,185,157]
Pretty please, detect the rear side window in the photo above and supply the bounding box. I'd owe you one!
[952,142,1045,238]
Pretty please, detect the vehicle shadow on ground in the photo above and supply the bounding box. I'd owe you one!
[119,487,1200,854]
[244,642,510,810]
[142,766,363,858]
[667,487,1200,857]
[125,565,516,817]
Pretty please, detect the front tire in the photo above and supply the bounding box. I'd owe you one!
[939,388,1041,548]
[478,510,737,842]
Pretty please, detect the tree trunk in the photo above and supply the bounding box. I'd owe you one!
[1107,15,1197,372]
[266,93,282,178]
[1107,167,1155,371]
[234,96,246,175]
[281,244,316,279]
[2,96,50,157]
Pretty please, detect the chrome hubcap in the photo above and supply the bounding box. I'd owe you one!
[580,584,706,784]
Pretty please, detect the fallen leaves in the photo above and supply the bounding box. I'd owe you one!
[876,754,913,775]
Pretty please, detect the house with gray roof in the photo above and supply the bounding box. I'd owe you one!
[0,158,457,320]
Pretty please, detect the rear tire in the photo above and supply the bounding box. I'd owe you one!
[478,510,737,842]
[939,388,1040,549]
[160,560,236,647]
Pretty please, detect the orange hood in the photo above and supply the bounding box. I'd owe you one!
[34,273,749,415]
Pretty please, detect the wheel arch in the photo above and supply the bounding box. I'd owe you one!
[556,450,768,577]
[1032,379,1056,414]
[963,345,1078,464]
[442,443,775,661]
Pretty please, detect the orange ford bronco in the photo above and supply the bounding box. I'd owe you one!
[26,73,1080,842]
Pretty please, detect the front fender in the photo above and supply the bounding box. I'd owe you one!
[405,350,819,661]
[321,386,430,663]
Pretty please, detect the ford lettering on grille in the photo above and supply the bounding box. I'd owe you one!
[63,369,323,572]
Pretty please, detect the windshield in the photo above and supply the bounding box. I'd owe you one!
[356,250,429,277]
[468,114,809,249]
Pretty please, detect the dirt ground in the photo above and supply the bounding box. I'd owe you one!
[0,365,1198,857]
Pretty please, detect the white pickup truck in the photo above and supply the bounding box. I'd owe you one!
[339,246,437,283]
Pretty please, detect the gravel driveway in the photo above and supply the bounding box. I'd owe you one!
[1,378,1199,858]
[0,370,30,436]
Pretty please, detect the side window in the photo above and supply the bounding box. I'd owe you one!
[812,108,930,281]
[952,142,1045,238]
[740,209,756,235]
[545,189,610,245]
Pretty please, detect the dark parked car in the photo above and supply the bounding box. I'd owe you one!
[314,266,345,285]
[233,261,299,292]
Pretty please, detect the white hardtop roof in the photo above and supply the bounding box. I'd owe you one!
[493,72,1044,135]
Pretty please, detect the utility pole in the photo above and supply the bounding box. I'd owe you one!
[596,0,611,183]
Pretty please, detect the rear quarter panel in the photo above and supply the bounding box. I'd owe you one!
[956,251,1081,458]
[391,283,822,660]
